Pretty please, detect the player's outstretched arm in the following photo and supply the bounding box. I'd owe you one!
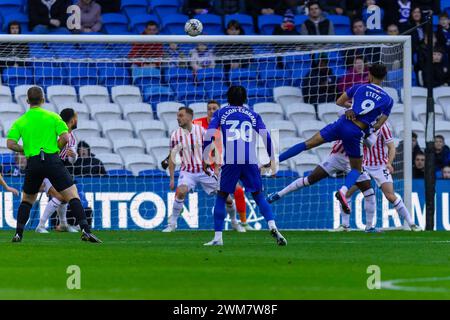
[386,141,396,173]
[0,173,19,196]
[373,114,389,131]
[336,92,352,108]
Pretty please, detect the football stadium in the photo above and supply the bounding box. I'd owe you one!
[0,0,450,305]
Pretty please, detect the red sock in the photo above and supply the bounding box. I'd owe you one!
[234,186,246,223]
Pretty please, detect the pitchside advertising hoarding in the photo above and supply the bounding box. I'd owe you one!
[0,177,448,230]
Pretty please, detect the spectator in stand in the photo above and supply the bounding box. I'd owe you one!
[69,141,107,177]
[0,21,29,72]
[352,18,367,35]
[184,0,213,16]
[128,21,164,67]
[387,23,400,35]
[165,43,189,68]
[442,165,450,179]
[213,0,246,15]
[418,47,449,88]
[362,0,384,34]
[383,0,411,30]
[401,6,425,53]
[437,12,450,54]
[190,43,216,73]
[75,0,102,33]
[302,55,337,106]
[276,0,304,15]
[393,131,423,177]
[215,20,253,76]
[273,10,300,35]
[318,0,346,15]
[435,135,450,170]
[412,0,440,13]
[412,131,423,159]
[28,0,70,34]
[300,1,335,35]
[413,152,425,178]
[96,0,120,13]
[12,152,26,177]
[337,56,369,93]
[345,1,364,19]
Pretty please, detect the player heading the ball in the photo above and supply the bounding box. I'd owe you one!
[278,63,393,214]
[202,86,286,246]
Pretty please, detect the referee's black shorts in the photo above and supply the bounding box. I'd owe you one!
[23,153,74,194]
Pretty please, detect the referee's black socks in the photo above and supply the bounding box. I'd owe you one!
[16,201,33,237]
[68,198,91,233]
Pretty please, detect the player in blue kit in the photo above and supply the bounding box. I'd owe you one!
[278,63,393,214]
[202,86,287,246]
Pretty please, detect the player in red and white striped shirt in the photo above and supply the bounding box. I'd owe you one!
[163,106,236,232]
[36,108,79,233]
[343,122,420,231]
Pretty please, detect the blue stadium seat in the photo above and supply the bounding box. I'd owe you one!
[99,67,131,89]
[196,67,227,96]
[129,14,159,33]
[442,0,450,10]
[29,43,54,59]
[433,15,439,31]
[328,15,351,35]
[102,13,129,34]
[260,69,292,88]
[165,67,193,83]
[161,14,188,35]
[151,0,179,19]
[294,15,308,32]
[138,169,167,177]
[386,69,403,90]
[0,0,23,20]
[35,67,67,88]
[69,67,98,88]
[276,170,299,178]
[121,0,149,19]
[2,67,32,88]
[174,83,206,104]
[0,153,14,174]
[2,12,28,32]
[247,87,270,105]
[194,14,223,35]
[143,85,174,103]
[229,68,258,88]
[108,169,134,176]
[225,14,254,35]
[258,15,283,35]
[132,67,162,89]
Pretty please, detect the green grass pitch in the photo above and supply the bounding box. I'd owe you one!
[0,230,450,299]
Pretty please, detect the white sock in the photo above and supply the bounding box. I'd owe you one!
[340,197,351,227]
[39,198,61,228]
[278,177,309,197]
[169,198,184,227]
[363,189,376,228]
[268,220,277,230]
[226,201,237,223]
[214,231,223,241]
[393,197,414,226]
[57,203,68,226]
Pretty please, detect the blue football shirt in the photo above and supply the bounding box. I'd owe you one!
[346,83,394,127]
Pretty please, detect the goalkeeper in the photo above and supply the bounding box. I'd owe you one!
[6,87,101,243]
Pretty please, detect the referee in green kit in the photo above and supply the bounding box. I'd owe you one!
[6,87,101,243]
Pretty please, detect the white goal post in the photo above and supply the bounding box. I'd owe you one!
[0,34,412,230]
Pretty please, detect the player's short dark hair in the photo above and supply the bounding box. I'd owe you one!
[178,106,194,117]
[207,99,220,107]
[368,63,387,80]
[227,85,247,106]
[60,108,76,123]
[435,134,445,141]
[307,1,321,10]
[27,86,44,106]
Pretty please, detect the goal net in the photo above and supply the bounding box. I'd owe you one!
[0,35,412,231]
